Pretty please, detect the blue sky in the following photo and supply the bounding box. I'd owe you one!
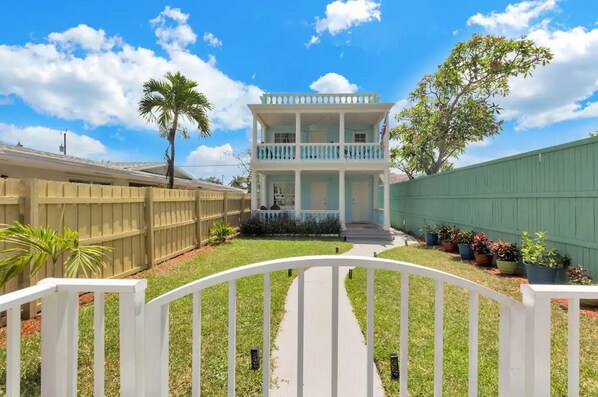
[1,0,598,182]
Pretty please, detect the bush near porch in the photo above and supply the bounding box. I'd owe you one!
[0,237,352,396]
[345,244,598,396]
[240,212,341,236]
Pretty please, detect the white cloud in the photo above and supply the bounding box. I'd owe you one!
[0,123,107,158]
[48,24,120,51]
[150,6,196,51]
[309,72,358,93]
[185,143,245,182]
[0,7,263,132]
[467,0,558,33]
[499,26,598,130]
[307,0,381,46]
[203,32,222,47]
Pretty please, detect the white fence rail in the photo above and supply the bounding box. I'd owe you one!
[1,258,597,397]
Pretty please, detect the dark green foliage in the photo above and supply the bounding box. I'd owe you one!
[472,232,492,254]
[208,222,235,245]
[567,265,594,285]
[455,229,476,245]
[240,213,341,236]
[489,240,519,261]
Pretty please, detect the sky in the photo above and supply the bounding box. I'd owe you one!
[1,0,598,183]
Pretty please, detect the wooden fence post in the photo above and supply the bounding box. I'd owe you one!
[195,190,202,247]
[145,187,155,269]
[223,192,228,225]
[21,179,40,319]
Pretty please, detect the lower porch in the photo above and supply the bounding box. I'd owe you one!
[250,169,391,230]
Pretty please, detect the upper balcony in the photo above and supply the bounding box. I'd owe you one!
[249,93,393,166]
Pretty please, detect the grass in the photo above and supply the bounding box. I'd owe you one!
[0,237,352,396]
[345,244,598,397]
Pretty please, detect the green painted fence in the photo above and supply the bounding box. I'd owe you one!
[389,136,598,278]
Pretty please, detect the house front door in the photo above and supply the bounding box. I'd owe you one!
[310,181,328,210]
[351,180,369,223]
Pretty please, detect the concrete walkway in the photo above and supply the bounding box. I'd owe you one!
[270,230,417,396]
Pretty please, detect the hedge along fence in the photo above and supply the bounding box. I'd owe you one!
[0,178,250,317]
[390,136,598,278]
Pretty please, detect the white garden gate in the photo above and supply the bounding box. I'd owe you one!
[0,256,596,397]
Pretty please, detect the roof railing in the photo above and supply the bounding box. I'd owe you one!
[260,93,381,105]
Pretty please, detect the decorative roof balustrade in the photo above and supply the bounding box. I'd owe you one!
[260,93,381,105]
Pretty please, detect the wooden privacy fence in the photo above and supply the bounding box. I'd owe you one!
[389,136,598,278]
[0,178,250,317]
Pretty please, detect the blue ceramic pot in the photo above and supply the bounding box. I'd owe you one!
[458,243,474,260]
[524,262,558,284]
[425,232,439,246]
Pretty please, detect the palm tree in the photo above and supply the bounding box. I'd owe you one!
[229,175,249,190]
[139,71,213,189]
[0,222,111,286]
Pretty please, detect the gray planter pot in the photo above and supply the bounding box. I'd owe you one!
[524,262,559,284]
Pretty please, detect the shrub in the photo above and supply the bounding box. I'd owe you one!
[471,232,492,254]
[438,225,459,242]
[239,213,341,236]
[489,240,519,261]
[567,265,594,285]
[209,222,235,245]
[521,231,567,268]
[455,229,476,245]
[421,222,438,234]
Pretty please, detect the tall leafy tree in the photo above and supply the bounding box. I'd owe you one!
[229,175,249,190]
[139,71,213,188]
[391,34,552,177]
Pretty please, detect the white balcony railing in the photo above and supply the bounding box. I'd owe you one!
[260,93,380,105]
[2,263,597,396]
[255,143,386,162]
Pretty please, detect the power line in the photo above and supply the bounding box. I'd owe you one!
[177,164,243,168]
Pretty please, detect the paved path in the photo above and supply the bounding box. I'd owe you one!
[270,230,417,396]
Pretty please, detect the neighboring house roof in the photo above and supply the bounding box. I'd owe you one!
[390,173,410,184]
[0,144,243,193]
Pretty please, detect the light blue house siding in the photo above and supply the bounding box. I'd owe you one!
[265,124,375,143]
[265,173,374,223]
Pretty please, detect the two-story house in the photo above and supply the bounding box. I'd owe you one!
[248,93,393,239]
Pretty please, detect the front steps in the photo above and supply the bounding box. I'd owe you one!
[341,225,394,242]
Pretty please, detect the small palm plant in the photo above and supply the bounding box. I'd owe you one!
[0,221,111,286]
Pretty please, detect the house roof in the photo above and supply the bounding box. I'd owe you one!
[0,144,243,193]
[390,173,410,184]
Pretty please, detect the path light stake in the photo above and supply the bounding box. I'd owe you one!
[348,269,353,279]
[336,247,339,254]
[344,236,347,242]
[288,269,292,277]
[374,252,378,258]
[250,347,260,370]
[390,353,400,379]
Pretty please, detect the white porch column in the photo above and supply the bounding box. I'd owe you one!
[373,174,379,221]
[339,112,345,159]
[252,114,258,159]
[295,112,301,162]
[295,170,301,219]
[259,174,267,208]
[339,170,346,229]
[383,112,390,161]
[251,171,258,211]
[383,168,390,230]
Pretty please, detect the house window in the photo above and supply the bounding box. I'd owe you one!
[274,133,296,143]
[354,133,367,143]
[272,183,295,208]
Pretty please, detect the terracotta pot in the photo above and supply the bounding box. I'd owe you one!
[474,253,493,266]
[496,260,519,275]
[441,242,458,252]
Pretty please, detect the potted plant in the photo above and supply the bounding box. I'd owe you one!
[567,266,598,307]
[490,240,520,275]
[421,223,438,246]
[521,231,568,284]
[472,232,493,266]
[456,229,476,260]
[438,225,458,253]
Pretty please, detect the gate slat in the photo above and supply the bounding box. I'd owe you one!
[297,268,305,397]
[468,292,479,397]
[228,281,236,397]
[568,298,580,397]
[192,291,202,396]
[498,305,511,396]
[366,268,374,397]
[6,306,20,397]
[400,273,409,396]
[434,281,444,397]
[94,293,105,397]
[331,266,339,397]
[263,273,271,397]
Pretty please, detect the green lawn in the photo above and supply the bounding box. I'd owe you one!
[345,244,598,397]
[0,237,352,396]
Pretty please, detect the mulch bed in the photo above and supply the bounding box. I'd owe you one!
[0,245,215,345]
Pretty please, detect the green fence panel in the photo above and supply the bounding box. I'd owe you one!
[390,136,598,278]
